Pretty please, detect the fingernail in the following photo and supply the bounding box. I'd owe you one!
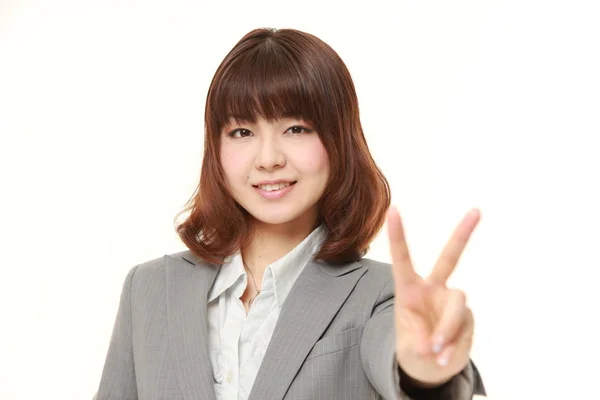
[432,335,444,354]
[437,355,448,366]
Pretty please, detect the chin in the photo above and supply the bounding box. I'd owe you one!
[245,203,315,227]
[250,210,303,226]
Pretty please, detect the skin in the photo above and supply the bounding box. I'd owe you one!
[220,117,479,387]
[389,206,480,387]
[219,117,329,309]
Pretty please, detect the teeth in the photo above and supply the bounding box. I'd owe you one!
[258,182,291,191]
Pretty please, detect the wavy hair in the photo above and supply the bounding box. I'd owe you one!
[175,28,390,264]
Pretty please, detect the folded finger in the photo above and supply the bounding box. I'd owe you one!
[397,308,431,357]
[436,342,455,367]
[431,289,467,353]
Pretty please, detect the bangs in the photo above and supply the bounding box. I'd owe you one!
[180,29,391,264]
[208,43,321,131]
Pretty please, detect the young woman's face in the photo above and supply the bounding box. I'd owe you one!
[220,117,329,228]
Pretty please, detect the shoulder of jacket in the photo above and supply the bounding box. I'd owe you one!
[356,257,394,286]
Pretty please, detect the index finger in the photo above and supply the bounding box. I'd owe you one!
[387,206,419,285]
[429,208,481,284]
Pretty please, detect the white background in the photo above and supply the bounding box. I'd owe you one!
[1,1,598,399]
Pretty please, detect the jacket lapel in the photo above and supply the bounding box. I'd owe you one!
[247,259,366,400]
[165,252,219,400]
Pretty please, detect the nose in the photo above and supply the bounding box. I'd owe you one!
[255,135,286,171]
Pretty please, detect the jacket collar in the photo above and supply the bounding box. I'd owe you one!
[166,250,365,400]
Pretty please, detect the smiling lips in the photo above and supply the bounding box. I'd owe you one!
[253,180,297,199]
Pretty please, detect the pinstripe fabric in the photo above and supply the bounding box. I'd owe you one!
[93,251,485,400]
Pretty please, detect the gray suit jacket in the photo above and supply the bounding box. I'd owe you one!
[94,250,485,400]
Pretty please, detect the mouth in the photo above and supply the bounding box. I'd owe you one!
[252,181,297,199]
[252,181,297,192]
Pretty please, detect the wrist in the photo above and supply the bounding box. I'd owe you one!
[397,364,451,392]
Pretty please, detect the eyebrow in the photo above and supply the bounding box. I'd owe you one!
[223,114,313,129]
[224,116,253,126]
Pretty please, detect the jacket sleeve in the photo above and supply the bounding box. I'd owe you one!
[93,265,140,400]
[360,279,486,400]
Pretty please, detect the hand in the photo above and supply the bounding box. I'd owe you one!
[387,206,481,388]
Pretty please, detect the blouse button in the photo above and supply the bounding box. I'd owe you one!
[226,370,233,384]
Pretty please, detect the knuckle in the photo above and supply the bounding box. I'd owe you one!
[466,306,473,320]
[451,289,467,305]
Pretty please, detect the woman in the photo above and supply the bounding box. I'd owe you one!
[94,28,486,399]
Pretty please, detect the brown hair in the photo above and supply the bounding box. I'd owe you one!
[175,28,390,264]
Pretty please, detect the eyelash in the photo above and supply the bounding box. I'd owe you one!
[227,125,313,138]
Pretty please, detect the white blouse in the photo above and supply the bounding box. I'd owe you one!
[206,226,326,400]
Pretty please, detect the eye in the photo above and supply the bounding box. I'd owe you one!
[228,128,253,138]
[286,125,314,135]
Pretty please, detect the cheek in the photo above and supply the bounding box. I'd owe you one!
[220,146,248,181]
[294,138,329,177]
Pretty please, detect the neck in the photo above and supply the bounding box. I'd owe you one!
[242,216,319,279]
